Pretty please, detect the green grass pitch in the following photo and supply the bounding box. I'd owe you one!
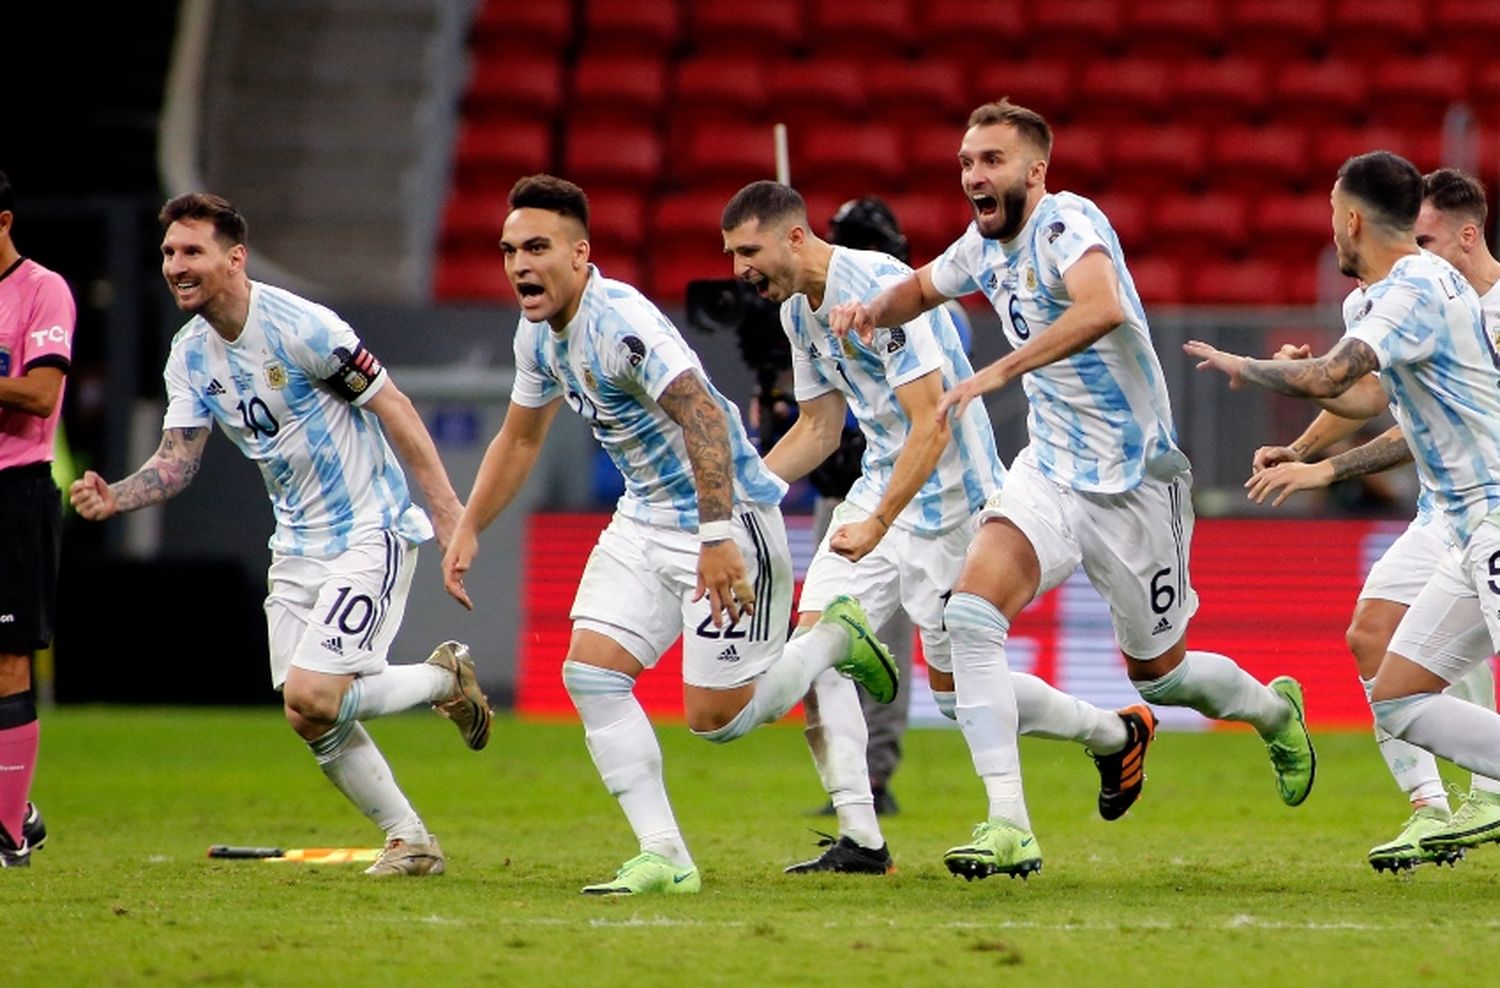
[10,707,1500,986]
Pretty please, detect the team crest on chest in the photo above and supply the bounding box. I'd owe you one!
[263,360,288,390]
[1025,267,1037,292]
[842,337,858,358]
[583,367,598,390]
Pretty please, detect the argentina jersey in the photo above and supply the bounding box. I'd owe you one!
[509,266,786,529]
[785,247,1003,535]
[929,191,1186,494]
[1344,251,1500,546]
[161,282,432,557]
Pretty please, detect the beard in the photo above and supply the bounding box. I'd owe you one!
[1335,241,1360,278]
[977,178,1030,241]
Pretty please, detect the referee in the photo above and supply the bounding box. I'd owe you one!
[0,172,75,867]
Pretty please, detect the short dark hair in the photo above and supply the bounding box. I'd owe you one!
[0,172,13,215]
[1423,167,1488,227]
[509,174,589,233]
[1337,151,1423,230]
[721,180,807,232]
[967,99,1053,159]
[159,193,248,246]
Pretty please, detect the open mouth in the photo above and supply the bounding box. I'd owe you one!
[744,272,771,297]
[971,194,999,219]
[516,283,545,299]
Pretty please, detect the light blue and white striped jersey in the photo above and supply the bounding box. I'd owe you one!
[1343,251,1500,546]
[510,265,786,529]
[785,246,1004,535]
[929,192,1187,494]
[162,282,432,558]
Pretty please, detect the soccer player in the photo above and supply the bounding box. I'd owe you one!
[441,175,896,895]
[69,193,489,877]
[1187,152,1500,832]
[0,172,72,867]
[831,100,1315,879]
[722,181,1157,876]
[1242,167,1500,870]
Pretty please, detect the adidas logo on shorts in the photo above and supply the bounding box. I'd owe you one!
[321,636,344,656]
[716,644,741,663]
[1151,617,1172,636]
[205,378,227,396]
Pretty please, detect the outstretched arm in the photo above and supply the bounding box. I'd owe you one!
[70,426,210,519]
[1185,336,1381,400]
[364,379,464,555]
[1246,425,1413,507]
[656,370,753,629]
[829,265,947,344]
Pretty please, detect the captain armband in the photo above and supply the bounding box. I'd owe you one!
[323,343,384,402]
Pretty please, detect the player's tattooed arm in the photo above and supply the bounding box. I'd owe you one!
[1240,338,1380,398]
[658,371,734,525]
[1327,425,1413,483]
[110,427,210,511]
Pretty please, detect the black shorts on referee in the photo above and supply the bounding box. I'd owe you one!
[0,461,63,654]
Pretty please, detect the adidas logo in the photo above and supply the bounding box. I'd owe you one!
[716,644,741,663]
[205,378,227,396]
[1151,617,1172,636]
[321,636,344,656]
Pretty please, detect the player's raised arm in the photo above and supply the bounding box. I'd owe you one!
[1185,336,1385,409]
[362,378,464,554]
[443,397,561,610]
[70,426,210,520]
[655,368,753,629]
[829,264,945,345]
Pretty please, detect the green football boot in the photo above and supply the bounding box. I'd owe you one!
[1419,788,1500,855]
[821,595,899,704]
[581,852,701,896]
[1261,676,1316,807]
[1368,806,1464,873]
[943,819,1042,881]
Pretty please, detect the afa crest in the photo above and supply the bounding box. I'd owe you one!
[1025,267,1037,291]
[264,361,288,390]
[583,368,598,390]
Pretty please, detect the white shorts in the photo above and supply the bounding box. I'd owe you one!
[798,500,971,674]
[1388,522,1500,684]
[1360,518,1448,605]
[264,531,417,689]
[570,505,795,689]
[977,447,1199,659]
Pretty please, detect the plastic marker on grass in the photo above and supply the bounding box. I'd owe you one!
[208,845,381,863]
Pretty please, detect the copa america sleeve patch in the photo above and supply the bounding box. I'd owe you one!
[324,343,384,401]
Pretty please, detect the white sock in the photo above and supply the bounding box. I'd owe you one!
[563,660,691,867]
[700,623,849,743]
[1374,692,1500,781]
[946,593,1029,831]
[803,667,882,848]
[1012,672,1128,753]
[338,665,452,723]
[1136,650,1288,735]
[1361,676,1447,808]
[307,721,426,842]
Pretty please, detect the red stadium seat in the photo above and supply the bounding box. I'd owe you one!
[1124,255,1186,305]
[972,60,1076,125]
[796,124,905,186]
[1089,191,1150,251]
[1189,259,1316,305]
[920,0,1025,62]
[1432,0,1500,64]
[439,191,509,252]
[809,0,916,58]
[687,0,804,57]
[1311,126,1440,177]
[1251,193,1337,265]
[562,122,663,187]
[1476,63,1500,129]
[883,191,971,264]
[1271,60,1372,128]
[1151,192,1249,257]
[649,245,730,302]
[904,122,966,190]
[1172,59,1268,125]
[581,0,682,55]
[1326,0,1428,62]
[1028,0,1125,60]
[1369,58,1471,130]
[1125,0,1226,59]
[433,251,511,302]
[865,59,969,130]
[766,59,868,131]
[1075,59,1172,123]
[653,191,731,257]
[590,252,645,290]
[452,119,553,193]
[470,0,573,58]
[671,57,769,123]
[675,122,780,188]
[1046,124,1111,191]
[1108,126,1206,193]
[1209,126,1315,194]
[462,55,564,125]
[1225,0,1326,63]
[581,188,648,256]
[570,55,669,126]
